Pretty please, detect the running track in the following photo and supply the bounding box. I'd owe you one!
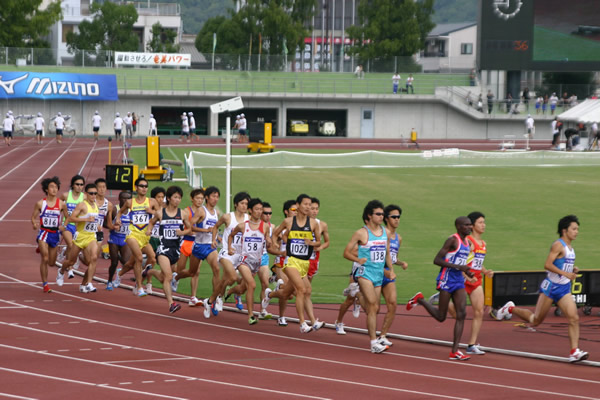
[0,137,598,400]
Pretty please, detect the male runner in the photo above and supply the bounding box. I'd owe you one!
[56,183,100,293]
[59,175,85,274]
[145,186,166,294]
[256,201,275,318]
[342,200,393,353]
[407,216,474,361]
[3,112,13,146]
[179,113,190,143]
[262,194,323,333]
[495,215,589,363]
[34,112,45,144]
[106,191,132,290]
[31,177,69,293]
[189,112,198,142]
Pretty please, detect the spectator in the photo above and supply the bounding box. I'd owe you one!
[487,90,494,114]
[91,110,101,142]
[506,93,513,113]
[113,112,123,141]
[354,64,364,79]
[148,113,157,136]
[522,87,530,109]
[392,72,401,94]
[406,74,414,94]
[542,94,548,114]
[525,114,535,138]
[469,69,476,86]
[535,96,542,114]
[124,112,133,139]
[549,93,559,115]
[132,112,138,135]
[466,91,473,107]
[588,121,599,150]
[238,113,248,143]
[561,92,569,108]
[476,94,483,112]
[551,117,560,149]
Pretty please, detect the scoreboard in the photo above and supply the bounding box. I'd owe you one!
[105,164,139,191]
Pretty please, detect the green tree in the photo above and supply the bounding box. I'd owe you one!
[66,2,139,53]
[147,22,180,53]
[0,0,62,47]
[346,0,435,60]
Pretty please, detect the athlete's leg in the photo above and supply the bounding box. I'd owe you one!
[282,267,307,324]
[467,286,485,345]
[238,264,256,315]
[108,243,120,282]
[125,237,144,289]
[59,241,81,274]
[450,289,467,353]
[512,294,553,326]
[205,251,221,302]
[257,265,270,305]
[380,282,398,338]
[418,290,451,322]
[149,255,176,305]
[217,257,238,298]
[38,240,51,283]
[303,277,317,324]
[81,241,98,285]
[556,294,581,350]
[358,278,380,341]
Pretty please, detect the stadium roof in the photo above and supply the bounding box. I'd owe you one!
[179,43,207,64]
[559,99,600,123]
[429,22,477,37]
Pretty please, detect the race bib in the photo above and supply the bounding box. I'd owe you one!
[117,224,129,235]
[391,252,398,264]
[84,222,98,232]
[370,245,386,263]
[289,238,308,256]
[163,228,179,239]
[471,254,484,271]
[564,262,574,274]
[131,213,149,225]
[42,215,59,228]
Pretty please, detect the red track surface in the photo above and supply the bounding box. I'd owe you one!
[0,137,598,400]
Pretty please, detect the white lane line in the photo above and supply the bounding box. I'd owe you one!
[106,357,193,364]
[57,350,69,352]
[0,138,35,160]
[141,381,155,384]
[0,391,37,400]
[118,382,132,385]
[0,306,24,309]
[164,379,177,383]
[0,343,330,400]
[0,139,78,221]
[100,348,112,351]
[0,141,53,181]
[77,140,97,175]
[0,366,187,400]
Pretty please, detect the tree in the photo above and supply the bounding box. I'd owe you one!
[66,2,139,53]
[0,0,62,47]
[346,0,435,61]
[147,22,180,53]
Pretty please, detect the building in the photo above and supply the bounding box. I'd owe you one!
[417,22,477,73]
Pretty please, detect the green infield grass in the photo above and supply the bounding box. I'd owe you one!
[534,26,600,62]
[128,146,599,304]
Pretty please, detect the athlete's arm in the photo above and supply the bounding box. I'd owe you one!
[103,201,113,229]
[113,199,132,229]
[191,209,207,232]
[178,212,192,236]
[343,228,368,265]
[211,213,230,247]
[67,203,94,224]
[269,218,290,255]
[227,223,244,255]
[146,212,161,236]
[395,234,408,269]
[306,219,321,248]
[433,236,473,277]
[316,221,330,251]
[544,240,576,281]
[105,204,116,230]
[31,200,42,230]
[147,198,159,215]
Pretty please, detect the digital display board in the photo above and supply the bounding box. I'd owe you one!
[105,164,139,191]
[478,0,600,71]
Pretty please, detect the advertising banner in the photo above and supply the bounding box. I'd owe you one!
[0,71,118,101]
[115,52,191,67]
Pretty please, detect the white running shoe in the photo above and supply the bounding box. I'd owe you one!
[137,288,147,297]
[216,295,223,312]
[300,322,313,333]
[260,309,272,320]
[188,296,200,307]
[170,272,179,292]
[79,284,88,293]
[261,288,272,310]
[466,344,485,355]
[86,283,97,293]
[335,321,346,335]
[145,283,153,295]
[203,298,211,319]
[352,300,361,318]
[278,317,288,326]
[113,269,121,288]
[275,279,284,292]
[349,282,360,297]
[56,271,64,287]
[378,336,393,347]
[73,258,80,270]
[428,291,440,305]
[371,342,389,354]
[569,348,589,363]
[496,301,515,320]
[312,320,325,331]
[67,270,75,279]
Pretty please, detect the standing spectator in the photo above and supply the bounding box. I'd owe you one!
[550,93,559,115]
[54,112,65,144]
[148,114,157,136]
[124,112,133,139]
[469,69,476,86]
[506,93,513,113]
[466,91,473,107]
[113,112,123,141]
[551,117,560,149]
[179,112,190,143]
[132,112,138,136]
[233,115,240,142]
[354,64,364,79]
[3,112,13,146]
[522,87,530,109]
[392,72,401,94]
[406,74,414,94]
[525,114,535,138]
[561,92,569,108]
[91,110,101,142]
[486,90,494,114]
[189,112,197,141]
[535,96,542,114]
[238,113,247,143]
[476,94,483,112]
[35,112,45,145]
[542,94,548,114]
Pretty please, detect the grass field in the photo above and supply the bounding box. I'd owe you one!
[129,146,600,304]
[3,65,469,95]
[533,26,600,62]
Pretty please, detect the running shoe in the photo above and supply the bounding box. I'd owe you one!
[56,271,64,287]
[86,283,97,293]
[278,317,288,326]
[313,320,325,331]
[275,279,284,292]
[371,342,389,354]
[216,295,224,312]
[137,288,147,297]
[73,258,80,270]
[113,270,121,288]
[132,286,138,296]
[466,344,485,355]
[188,296,200,307]
[234,295,244,310]
[211,301,219,316]
[142,264,153,278]
[343,282,359,297]
[300,322,313,333]
[79,284,88,293]
[260,309,272,320]
[43,283,52,293]
[406,292,424,311]
[495,301,515,320]
[489,308,500,320]
[449,351,470,361]
[170,272,179,292]
[67,269,75,279]
[378,336,393,347]
[261,288,272,309]
[569,348,589,363]
[57,248,66,263]
[248,316,258,325]
[335,321,346,335]
[203,298,211,319]
[352,300,361,318]
[428,291,440,305]
[169,303,182,314]
[106,282,114,291]
[145,283,153,295]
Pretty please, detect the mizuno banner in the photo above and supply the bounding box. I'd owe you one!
[0,71,118,101]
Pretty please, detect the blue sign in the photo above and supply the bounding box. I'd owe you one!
[0,71,118,101]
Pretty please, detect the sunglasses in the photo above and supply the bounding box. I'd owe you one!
[137,184,148,188]
[74,183,84,186]
[87,192,98,195]
[290,208,297,212]
[388,215,401,219]
[263,212,272,215]
[373,212,384,216]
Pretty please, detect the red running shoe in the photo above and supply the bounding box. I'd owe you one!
[43,283,52,293]
[449,351,470,361]
[406,292,424,311]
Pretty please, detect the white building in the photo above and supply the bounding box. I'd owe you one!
[417,22,477,73]
[42,0,182,65]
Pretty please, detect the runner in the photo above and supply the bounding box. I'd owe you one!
[31,177,69,293]
[342,200,393,353]
[2,112,13,146]
[407,216,474,361]
[262,194,324,333]
[189,112,198,142]
[105,191,132,290]
[179,113,190,143]
[256,201,275,318]
[495,215,589,363]
[227,198,272,324]
[114,177,160,297]
[113,112,123,141]
[56,183,100,293]
[59,175,86,275]
[92,111,101,141]
[146,186,190,313]
[145,186,166,294]
[212,191,250,311]
[54,112,64,144]
[34,112,44,145]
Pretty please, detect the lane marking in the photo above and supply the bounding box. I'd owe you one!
[106,357,193,364]
[0,141,53,181]
[0,391,37,400]
[77,140,97,175]
[0,138,35,160]
[0,366,187,400]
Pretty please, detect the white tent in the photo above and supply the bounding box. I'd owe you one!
[559,99,600,123]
